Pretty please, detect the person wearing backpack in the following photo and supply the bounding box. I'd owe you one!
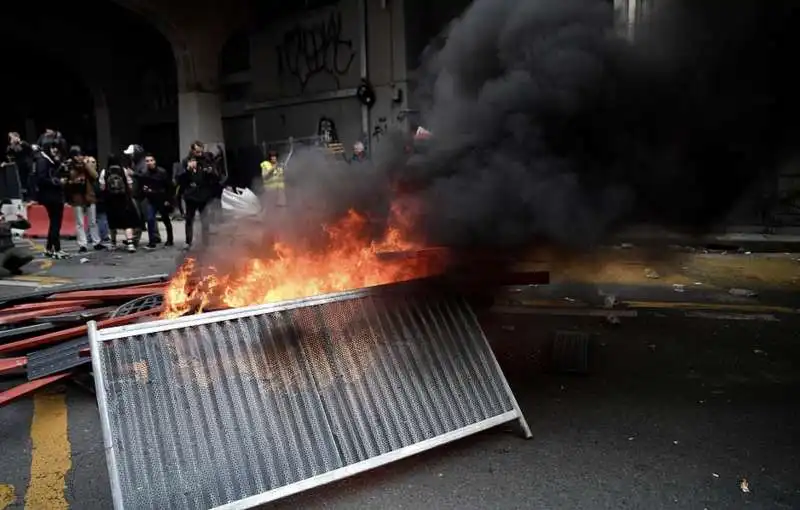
[99,154,140,252]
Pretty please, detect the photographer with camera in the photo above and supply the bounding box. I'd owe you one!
[65,146,104,252]
[176,141,221,250]
[32,141,69,258]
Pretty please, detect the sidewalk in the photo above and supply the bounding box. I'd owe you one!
[613,225,800,252]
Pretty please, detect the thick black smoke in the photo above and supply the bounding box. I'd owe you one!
[201,0,800,271]
[390,0,800,250]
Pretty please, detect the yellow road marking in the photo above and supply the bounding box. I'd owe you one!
[0,484,15,509]
[10,275,71,285]
[29,259,54,272]
[16,239,44,253]
[25,393,70,510]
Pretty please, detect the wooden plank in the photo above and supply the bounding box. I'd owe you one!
[0,372,72,407]
[0,356,27,374]
[0,299,102,314]
[47,288,164,301]
[0,306,88,326]
[0,307,162,355]
[0,323,55,342]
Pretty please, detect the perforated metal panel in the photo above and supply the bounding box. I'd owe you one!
[110,294,163,318]
[90,281,529,510]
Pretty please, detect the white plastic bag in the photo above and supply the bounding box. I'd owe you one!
[221,187,262,216]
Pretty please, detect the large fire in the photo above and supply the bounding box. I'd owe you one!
[162,207,445,318]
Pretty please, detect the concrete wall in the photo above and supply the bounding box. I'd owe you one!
[235,0,408,154]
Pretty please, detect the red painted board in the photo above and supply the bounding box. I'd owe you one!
[0,356,27,374]
[0,372,73,407]
[0,299,102,314]
[0,307,162,355]
[0,306,87,326]
[47,288,165,301]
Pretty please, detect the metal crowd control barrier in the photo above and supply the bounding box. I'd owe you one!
[89,280,530,510]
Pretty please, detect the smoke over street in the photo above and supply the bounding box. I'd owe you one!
[181,0,800,310]
[390,0,800,249]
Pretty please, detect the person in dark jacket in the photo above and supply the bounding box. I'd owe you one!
[85,156,110,243]
[6,132,33,199]
[176,152,220,250]
[32,142,69,258]
[139,153,174,249]
[36,129,68,155]
[99,154,140,252]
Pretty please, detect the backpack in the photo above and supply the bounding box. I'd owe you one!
[106,171,127,195]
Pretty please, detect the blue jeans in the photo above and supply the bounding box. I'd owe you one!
[97,212,110,242]
[145,199,173,245]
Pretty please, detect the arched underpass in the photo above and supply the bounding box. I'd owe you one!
[3,0,178,164]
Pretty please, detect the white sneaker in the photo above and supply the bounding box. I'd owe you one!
[127,243,136,253]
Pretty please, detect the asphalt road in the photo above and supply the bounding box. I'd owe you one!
[2,301,799,509]
[0,244,798,509]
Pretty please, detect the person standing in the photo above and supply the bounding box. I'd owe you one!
[65,146,104,252]
[99,154,140,252]
[177,154,218,250]
[32,142,69,258]
[258,150,286,207]
[351,141,367,163]
[85,156,110,243]
[6,132,33,199]
[122,144,157,246]
[139,153,174,249]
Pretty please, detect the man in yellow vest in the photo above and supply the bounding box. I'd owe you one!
[259,150,286,207]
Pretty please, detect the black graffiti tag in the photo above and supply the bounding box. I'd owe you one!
[276,11,356,92]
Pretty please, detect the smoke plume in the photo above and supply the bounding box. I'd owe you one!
[203,0,800,270]
[390,0,800,250]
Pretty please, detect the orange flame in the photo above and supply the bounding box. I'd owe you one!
[162,208,444,318]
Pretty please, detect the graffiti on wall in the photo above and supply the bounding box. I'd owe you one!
[276,10,356,92]
[371,117,389,144]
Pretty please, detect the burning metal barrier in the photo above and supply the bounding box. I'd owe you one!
[89,279,530,510]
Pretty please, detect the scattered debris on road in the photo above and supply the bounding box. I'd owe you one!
[729,288,758,298]
[644,268,660,279]
[740,478,751,493]
[0,275,168,407]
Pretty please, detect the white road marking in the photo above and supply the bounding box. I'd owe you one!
[684,311,780,322]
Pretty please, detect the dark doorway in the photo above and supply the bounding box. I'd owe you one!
[0,35,94,152]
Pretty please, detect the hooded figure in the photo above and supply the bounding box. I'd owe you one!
[32,141,69,258]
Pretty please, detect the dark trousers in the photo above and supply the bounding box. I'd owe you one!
[42,201,64,252]
[145,198,174,245]
[184,200,209,246]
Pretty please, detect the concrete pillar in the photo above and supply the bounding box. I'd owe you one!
[24,119,36,144]
[177,92,224,154]
[93,89,112,163]
[172,34,226,155]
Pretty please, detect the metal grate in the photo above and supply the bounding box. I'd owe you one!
[110,294,163,318]
[89,281,529,510]
[551,331,590,374]
[27,336,89,380]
